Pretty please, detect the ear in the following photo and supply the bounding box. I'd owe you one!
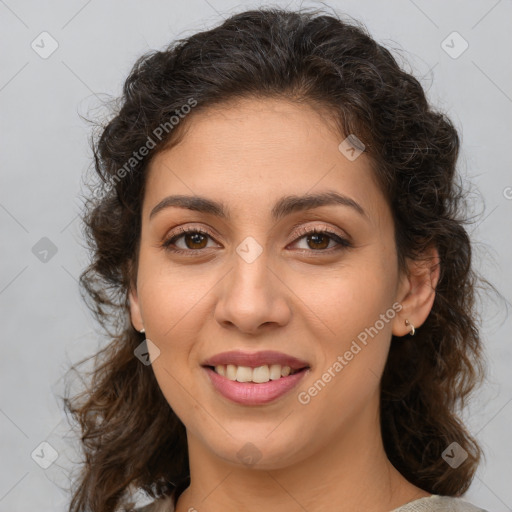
[392,245,440,337]
[128,281,144,333]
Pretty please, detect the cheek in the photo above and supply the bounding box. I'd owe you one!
[137,252,217,345]
[293,256,397,397]
[294,280,395,438]
[293,254,397,341]
[136,252,223,395]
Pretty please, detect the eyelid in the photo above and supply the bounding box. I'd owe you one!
[288,223,351,245]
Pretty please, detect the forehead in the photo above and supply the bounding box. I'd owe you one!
[158,97,342,160]
[144,97,387,226]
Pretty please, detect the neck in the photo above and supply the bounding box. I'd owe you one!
[175,395,429,512]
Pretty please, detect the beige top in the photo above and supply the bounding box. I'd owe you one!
[133,494,489,511]
[391,495,488,511]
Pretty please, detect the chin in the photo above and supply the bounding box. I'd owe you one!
[203,427,315,471]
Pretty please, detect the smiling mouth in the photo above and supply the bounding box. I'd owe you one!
[205,364,309,384]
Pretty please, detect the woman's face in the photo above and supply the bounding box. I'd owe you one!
[129,97,413,469]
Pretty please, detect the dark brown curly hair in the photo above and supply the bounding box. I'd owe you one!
[65,7,487,512]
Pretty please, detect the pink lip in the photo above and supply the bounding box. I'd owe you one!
[203,366,309,405]
[201,350,310,370]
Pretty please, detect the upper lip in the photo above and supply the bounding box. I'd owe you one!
[202,350,310,370]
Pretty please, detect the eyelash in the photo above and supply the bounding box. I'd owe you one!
[161,225,352,256]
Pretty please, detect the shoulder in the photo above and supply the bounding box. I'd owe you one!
[391,494,489,512]
[132,495,175,512]
[131,494,488,512]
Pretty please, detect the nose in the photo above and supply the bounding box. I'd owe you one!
[214,251,292,335]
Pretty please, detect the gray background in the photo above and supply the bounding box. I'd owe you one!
[1,0,511,510]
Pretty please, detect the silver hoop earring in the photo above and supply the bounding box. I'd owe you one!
[404,319,415,336]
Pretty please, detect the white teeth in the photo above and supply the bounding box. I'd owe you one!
[280,366,291,377]
[235,366,253,382]
[252,365,269,383]
[213,364,297,383]
[269,364,282,380]
[226,364,237,380]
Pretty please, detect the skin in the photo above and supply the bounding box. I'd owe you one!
[129,97,440,512]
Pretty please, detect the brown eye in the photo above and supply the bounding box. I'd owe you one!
[183,232,208,249]
[306,233,331,250]
[162,228,219,253]
[291,227,352,253]
[162,226,351,255]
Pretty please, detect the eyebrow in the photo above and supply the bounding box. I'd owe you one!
[149,191,367,221]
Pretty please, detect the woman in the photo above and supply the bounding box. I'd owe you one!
[67,7,489,512]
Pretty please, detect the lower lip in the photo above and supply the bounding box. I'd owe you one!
[203,366,309,405]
